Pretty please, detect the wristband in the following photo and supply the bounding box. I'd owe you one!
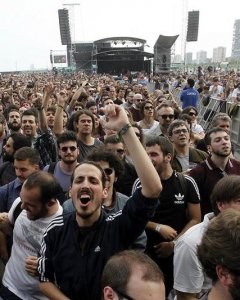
[118,123,132,138]
[58,104,64,109]
[155,224,161,232]
[37,106,44,111]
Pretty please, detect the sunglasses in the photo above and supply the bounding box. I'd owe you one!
[144,106,153,110]
[189,112,197,116]
[104,168,114,176]
[60,146,77,152]
[112,288,134,300]
[116,149,125,155]
[159,114,174,119]
[172,128,188,135]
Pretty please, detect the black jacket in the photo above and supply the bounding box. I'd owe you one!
[38,189,158,300]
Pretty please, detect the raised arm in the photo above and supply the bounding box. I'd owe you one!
[53,91,68,136]
[102,104,162,198]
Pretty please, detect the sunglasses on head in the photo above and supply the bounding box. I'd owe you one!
[104,168,113,176]
[160,114,174,119]
[60,146,77,152]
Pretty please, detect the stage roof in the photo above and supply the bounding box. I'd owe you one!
[154,35,179,49]
[94,37,147,45]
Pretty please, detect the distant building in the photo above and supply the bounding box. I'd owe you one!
[186,52,193,64]
[212,47,226,63]
[173,54,182,63]
[231,19,240,60]
[196,51,207,64]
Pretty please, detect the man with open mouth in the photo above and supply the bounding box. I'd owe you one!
[38,104,163,300]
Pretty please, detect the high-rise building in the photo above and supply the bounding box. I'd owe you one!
[231,19,240,60]
[212,47,226,63]
[173,54,182,63]
[186,52,193,64]
[196,51,207,64]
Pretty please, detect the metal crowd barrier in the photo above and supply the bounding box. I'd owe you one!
[198,97,226,131]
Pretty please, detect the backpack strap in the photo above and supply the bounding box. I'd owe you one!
[13,201,23,224]
[176,172,188,196]
[47,162,57,174]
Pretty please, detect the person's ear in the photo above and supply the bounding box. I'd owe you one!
[103,286,117,300]
[216,265,233,287]
[102,187,108,200]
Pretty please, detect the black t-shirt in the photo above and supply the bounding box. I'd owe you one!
[145,172,200,257]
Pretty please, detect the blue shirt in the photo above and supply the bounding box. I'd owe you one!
[180,87,199,109]
[0,178,22,212]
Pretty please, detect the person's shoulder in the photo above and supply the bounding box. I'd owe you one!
[44,213,72,235]
[176,221,206,249]
[94,138,103,146]
[190,147,208,159]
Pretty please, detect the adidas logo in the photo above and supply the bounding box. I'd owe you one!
[94,246,101,252]
[174,193,184,204]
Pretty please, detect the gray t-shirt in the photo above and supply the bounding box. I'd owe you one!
[43,162,72,193]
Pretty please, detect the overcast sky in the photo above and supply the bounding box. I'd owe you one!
[1,0,239,71]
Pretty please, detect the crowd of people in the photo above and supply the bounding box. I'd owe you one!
[0,68,239,300]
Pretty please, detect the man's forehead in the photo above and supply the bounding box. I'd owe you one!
[211,131,229,138]
[105,142,124,149]
[74,163,102,176]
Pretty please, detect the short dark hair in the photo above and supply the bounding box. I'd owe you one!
[86,100,97,109]
[9,133,32,152]
[14,147,40,165]
[71,161,107,188]
[167,119,190,137]
[187,78,195,87]
[24,171,62,204]
[145,136,173,157]
[57,131,77,148]
[101,250,164,294]
[86,148,124,178]
[46,106,56,114]
[104,134,124,145]
[21,109,38,123]
[211,175,240,215]
[197,209,240,283]
[204,127,229,146]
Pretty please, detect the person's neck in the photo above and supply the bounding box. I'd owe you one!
[174,145,189,156]
[78,133,94,145]
[60,160,78,172]
[46,202,60,218]
[208,282,232,300]
[211,154,229,170]
[159,167,173,180]
[102,185,114,207]
[160,124,168,135]
[76,209,101,227]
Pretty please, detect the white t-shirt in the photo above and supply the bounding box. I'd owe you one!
[174,213,213,297]
[3,197,63,300]
[192,122,204,134]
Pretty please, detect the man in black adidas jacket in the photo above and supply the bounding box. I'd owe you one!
[38,104,162,300]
